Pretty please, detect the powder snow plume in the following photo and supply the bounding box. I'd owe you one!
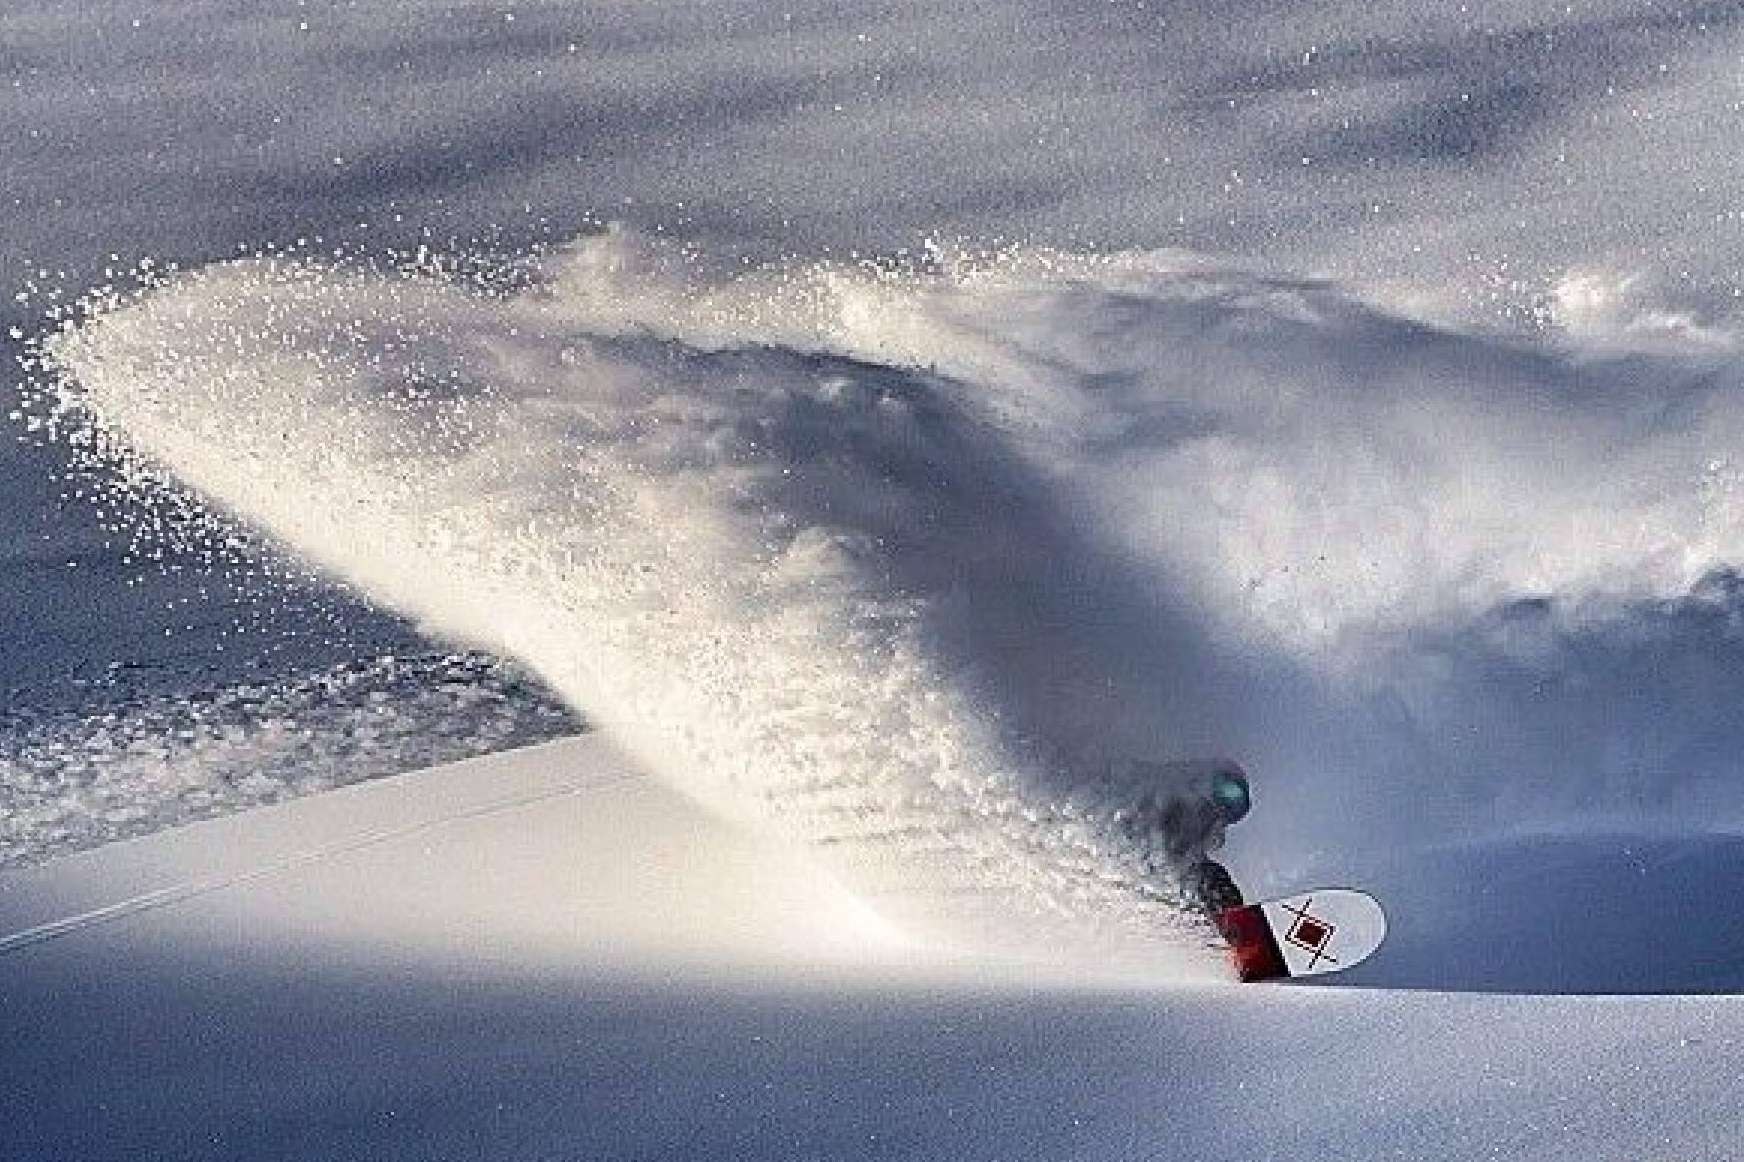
[31,227,1744,968]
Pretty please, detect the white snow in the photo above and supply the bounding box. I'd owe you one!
[6,0,1744,1156]
[3,738,1740,1161]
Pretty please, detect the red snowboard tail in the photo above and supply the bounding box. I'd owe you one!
[1218,904,1290,982]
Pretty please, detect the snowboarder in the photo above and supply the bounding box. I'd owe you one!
[1116,759,1250,916]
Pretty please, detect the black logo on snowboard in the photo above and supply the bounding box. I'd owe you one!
[1281,898,1338,969]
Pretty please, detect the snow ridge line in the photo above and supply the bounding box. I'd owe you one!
[0,769,642,957]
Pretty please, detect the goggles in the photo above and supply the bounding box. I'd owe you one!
[1210,767,1251,823]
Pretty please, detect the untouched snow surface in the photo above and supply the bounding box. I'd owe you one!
[3,739,1740,1161]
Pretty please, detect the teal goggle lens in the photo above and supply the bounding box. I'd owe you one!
[1211,772,1251,822]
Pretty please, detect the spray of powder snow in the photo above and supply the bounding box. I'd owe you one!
[28,242,1226,973]
[0,651,579,869]
[31,228,1744,967]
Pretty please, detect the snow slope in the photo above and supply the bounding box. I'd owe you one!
[16,158,1744,1162]
[3,737,1740,1162]
[8,2,1744,1157]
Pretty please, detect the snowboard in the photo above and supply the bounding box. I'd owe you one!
[1217,888,1386,983]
